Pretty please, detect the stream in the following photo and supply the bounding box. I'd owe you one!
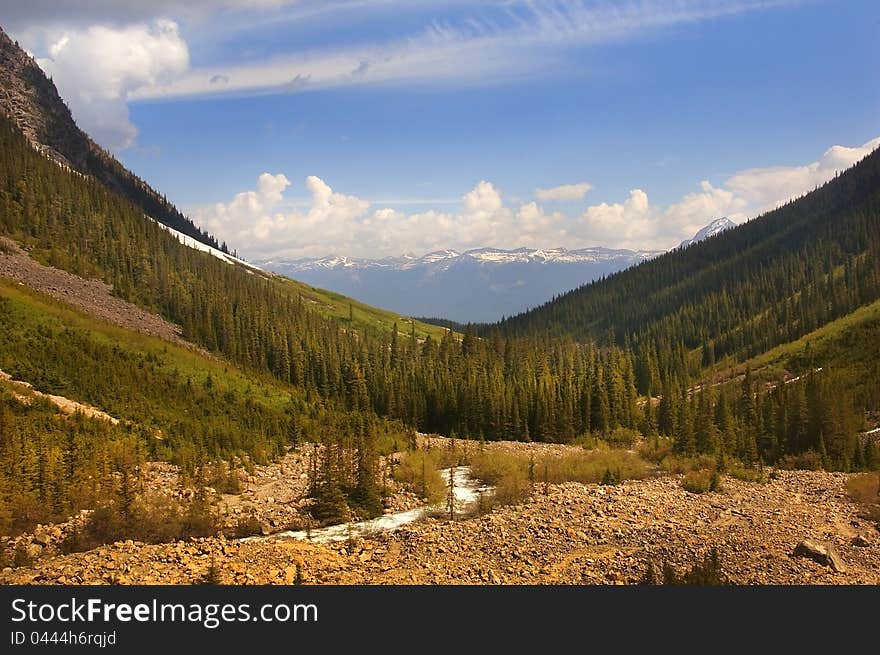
[242,466,491,545]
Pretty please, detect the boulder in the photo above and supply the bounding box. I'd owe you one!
[851,534,871,548]
[792,539,846,572]
[24,542,43,559]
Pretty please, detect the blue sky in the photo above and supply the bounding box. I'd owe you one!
[6,0,879,259]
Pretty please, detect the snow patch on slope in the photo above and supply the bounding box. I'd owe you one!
[150,218,262,271]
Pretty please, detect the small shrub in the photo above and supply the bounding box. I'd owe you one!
[847,473,880,527]
[180,497,220,539]
[391,450,445,503]
[211,464,242,494]
[638,436,674,464]
[639,560,657,585]
[681,469,722,494]
[641,548,728,585]
[59,527,89,555]
[778,450,823,471]
[74,491,220,550]
[83,504,129,546]
[600,467,621,486]
[468,448,649,508]
[605,427,640,448]
[659,454,717,474]
[728,465,768,483]
[227,510,263,538]
[846,473,879,505]
[135,494,185,543]
[199,557,224,585]
[13,542,33,568]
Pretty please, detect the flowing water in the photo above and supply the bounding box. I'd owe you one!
[242,466,490,545]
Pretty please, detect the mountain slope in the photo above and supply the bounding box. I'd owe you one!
[0,27,219,249]
[736,297,880,410]
[492,147,880,373]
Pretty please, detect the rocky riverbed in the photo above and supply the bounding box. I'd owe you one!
[0,444,423,564]
[3,465,877,585]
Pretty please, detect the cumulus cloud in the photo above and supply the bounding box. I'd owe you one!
[569,137,879,250]
[463,181,503,217]
[663,180,748,236]
[535,182,593,201]
[574,189,654,248]
[192,136,879,259]
[726,137,880,212]
[34,20,189,151]
[192,176,565,259]
[193,173,371,257]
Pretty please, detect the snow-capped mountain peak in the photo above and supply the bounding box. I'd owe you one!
[418,250,460,264]
[677,217,736,249]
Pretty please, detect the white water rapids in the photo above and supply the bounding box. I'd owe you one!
[241,467,491,545]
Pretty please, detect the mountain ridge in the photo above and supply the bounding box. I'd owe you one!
[257,220,730,323]
[259,217,732,273]
[0,26,220,250]
[263,244,664,272]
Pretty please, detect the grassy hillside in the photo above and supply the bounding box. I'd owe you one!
[0,279,419,535]
[0,279,411,462]
[734,298,880,411]
[276,275,450,341]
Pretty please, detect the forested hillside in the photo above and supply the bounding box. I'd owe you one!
[0,278,430,532]
[0,27,220,250]
[493,148,880,376]
[0,110,642,446]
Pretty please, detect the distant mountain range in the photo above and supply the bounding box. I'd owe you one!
[258,218,735,323]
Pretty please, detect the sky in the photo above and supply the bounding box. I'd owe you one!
[4,0,879,260]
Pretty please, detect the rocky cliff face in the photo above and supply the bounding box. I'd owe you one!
[0,28,90,170]
[0,26,219,248]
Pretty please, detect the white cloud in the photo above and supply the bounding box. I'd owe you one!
[567,137,880,250]
[7,1,799,151]
[193,173,371,257]
[193,175,558,259]
[535,182,593,201]
[124,0,795,101]
[575,189,655,248]
[189,135,880,259]
[663,180,747,236]
[34,20,189,151]
[463,180,504,217]
[726,136,880,212]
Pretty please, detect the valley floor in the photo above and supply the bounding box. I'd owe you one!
[2,458,877,585]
